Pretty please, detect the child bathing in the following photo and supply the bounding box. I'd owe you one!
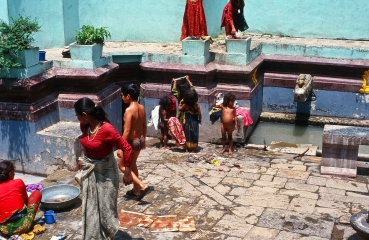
[214,92,238,154]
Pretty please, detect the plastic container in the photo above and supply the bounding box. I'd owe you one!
[44,210,56,224]
[39,50,46,61]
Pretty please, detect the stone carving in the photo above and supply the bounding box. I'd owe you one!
[359,70,369,94]
[294,74,313,102]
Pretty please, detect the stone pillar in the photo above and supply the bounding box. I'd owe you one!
[181,37,211,65]
[221,37,252,65]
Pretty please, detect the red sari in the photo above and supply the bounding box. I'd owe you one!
[221,1,246,36]
[180,0,208,41]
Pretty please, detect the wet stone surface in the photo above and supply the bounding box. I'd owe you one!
[29,138,368,240]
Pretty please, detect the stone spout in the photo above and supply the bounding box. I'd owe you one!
[294,74,313,102]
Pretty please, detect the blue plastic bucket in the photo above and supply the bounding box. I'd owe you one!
[44,210,56,224]
[39,50,46,61]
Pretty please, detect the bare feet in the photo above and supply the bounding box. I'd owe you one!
[220,148,226,154]
[161,146,170,150]
[228,149,233,155]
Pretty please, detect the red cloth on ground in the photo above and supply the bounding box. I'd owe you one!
[221,1,244,35]
[180,0,208,41]
[236,108,253,126]
[0,179,28,223]
[168,117,186,145]
[80,122,132,166]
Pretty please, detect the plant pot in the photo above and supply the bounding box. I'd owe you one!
[16,47,40,68]
[182,37,210,56]
[225,37,251,54]
[69,42,103,61]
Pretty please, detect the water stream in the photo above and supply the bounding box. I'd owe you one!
[246,122,369,154]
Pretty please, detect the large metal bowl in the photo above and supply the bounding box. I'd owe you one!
[41,184,80,210]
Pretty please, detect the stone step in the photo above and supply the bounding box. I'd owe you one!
[32,121,81,175]
[37,121,81,139]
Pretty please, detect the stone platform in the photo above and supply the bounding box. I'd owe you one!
[321,125,369,177]
[27,138,366,240]
[2,33,369,175]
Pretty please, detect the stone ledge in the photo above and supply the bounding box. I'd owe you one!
[264,72,362,92]
[260,112,369,127]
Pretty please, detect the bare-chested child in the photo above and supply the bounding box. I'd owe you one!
[158,96,173,149]
[118,83,150,200]
[213,92,238,154]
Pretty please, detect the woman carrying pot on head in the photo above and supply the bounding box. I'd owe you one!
[0,160,42,237]
[74,97,135,240]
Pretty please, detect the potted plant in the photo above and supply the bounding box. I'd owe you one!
[0,16,41,71]
[70,24,111,61]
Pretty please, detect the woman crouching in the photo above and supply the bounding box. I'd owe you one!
[0,160,42,237]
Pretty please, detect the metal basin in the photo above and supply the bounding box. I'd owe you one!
[41,184,80,210]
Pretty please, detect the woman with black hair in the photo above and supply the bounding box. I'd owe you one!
[221,0,249,39]
[171,75,195,125]
[74,97,134,240]
[178,90,202,153]
[0,161,42,237]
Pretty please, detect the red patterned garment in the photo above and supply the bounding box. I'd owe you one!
[168,117,186,145]
[180,0,208,41]
[221,1,246,36]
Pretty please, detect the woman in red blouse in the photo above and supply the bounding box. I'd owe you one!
[74,97,134,240]
[0,161,41,237]
[180,0,208,41]
[221,0,249,38]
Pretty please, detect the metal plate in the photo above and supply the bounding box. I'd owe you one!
[41,184,80,210]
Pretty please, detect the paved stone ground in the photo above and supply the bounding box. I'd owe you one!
[29,137,369,240]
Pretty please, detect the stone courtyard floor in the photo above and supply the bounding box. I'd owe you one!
[27,137,369,240]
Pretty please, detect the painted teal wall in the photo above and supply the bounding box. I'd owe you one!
[6,0,67,48]
[62,0,80,46]
[0,0,8,23]
[78,0,226,43]
[1,0,368,48]
[245,0,368,40]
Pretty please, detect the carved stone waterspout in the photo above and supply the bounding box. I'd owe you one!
[294,74,313,102]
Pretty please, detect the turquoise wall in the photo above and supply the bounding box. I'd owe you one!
[78,0,226,43]
[6,0,68,48]
[246,0,368,40]
[0,0,8,23]
[0,0,368,48]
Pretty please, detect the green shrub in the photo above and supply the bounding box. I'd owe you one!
[75,24,111,45]
[0,16,41,70]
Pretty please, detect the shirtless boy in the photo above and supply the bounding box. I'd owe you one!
[214,92,238,154]
[119,83,150,200]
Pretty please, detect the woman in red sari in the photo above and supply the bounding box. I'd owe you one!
[180,0,208,41]
[221,0,248,38]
